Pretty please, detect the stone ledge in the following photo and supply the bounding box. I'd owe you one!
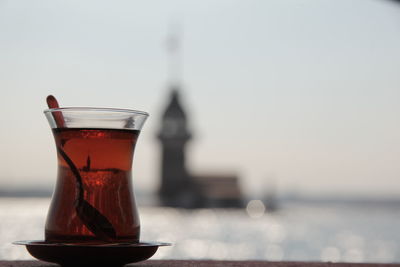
[1,261,400,267]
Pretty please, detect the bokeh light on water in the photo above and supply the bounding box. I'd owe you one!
[1,198,400,262]
[246,200,266,219]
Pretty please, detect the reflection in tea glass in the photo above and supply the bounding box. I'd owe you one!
[44,107,148,243]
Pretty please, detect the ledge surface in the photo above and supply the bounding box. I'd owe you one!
[1,261,400,267]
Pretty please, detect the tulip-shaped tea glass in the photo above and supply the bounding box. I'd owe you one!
[44,107,148,243]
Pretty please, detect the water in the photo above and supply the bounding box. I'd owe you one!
[0,197,399,263]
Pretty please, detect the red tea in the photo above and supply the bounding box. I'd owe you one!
[45,128,141,243]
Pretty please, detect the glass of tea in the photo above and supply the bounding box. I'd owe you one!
[44,107,148,243]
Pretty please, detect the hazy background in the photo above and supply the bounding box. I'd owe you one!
[1,0,400,199]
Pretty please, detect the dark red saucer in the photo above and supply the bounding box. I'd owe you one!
[13,240,171,266]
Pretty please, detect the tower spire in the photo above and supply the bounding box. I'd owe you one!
[166,22,183,89]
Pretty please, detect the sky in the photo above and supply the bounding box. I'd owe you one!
[0,0,400,198]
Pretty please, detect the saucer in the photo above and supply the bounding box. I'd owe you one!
[14,240,171,266]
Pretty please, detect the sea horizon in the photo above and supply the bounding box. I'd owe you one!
[1,186,399,207]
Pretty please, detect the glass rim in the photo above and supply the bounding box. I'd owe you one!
[44,107,149,116]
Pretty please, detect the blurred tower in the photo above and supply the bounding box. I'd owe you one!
[158,88,195,206]
[157,24,200,207]
[157,23,243,208]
